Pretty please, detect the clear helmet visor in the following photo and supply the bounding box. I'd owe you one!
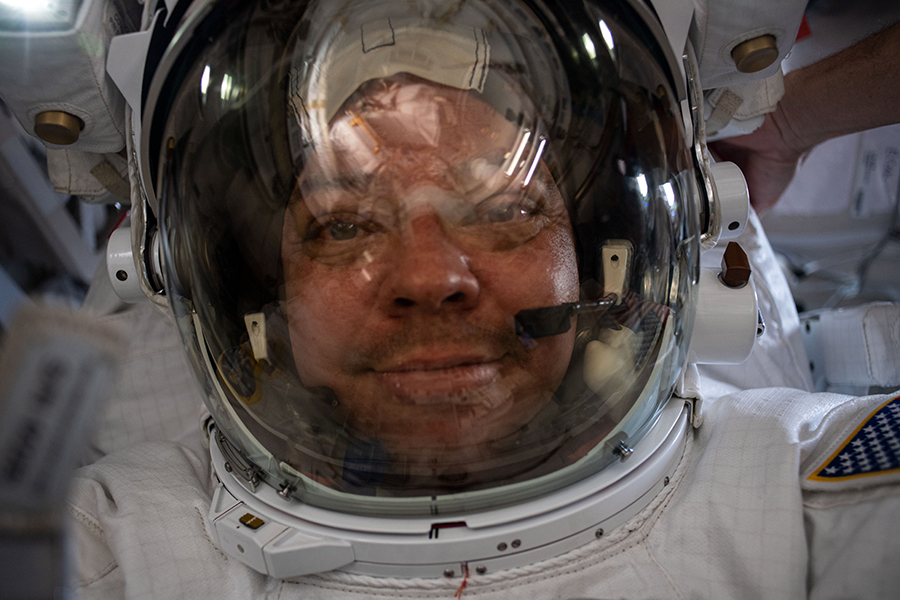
[151,0,699,516]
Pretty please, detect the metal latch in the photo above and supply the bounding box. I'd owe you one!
[606,432,634,461]
[215,428,263,493]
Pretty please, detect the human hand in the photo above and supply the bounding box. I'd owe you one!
[708,111,804,215]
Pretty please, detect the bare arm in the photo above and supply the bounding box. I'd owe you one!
[711,20,900,214]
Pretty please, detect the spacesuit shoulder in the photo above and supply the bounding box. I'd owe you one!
[801,393,900,492]
[797,393,900,599]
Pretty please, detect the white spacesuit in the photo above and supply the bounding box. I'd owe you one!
[0,0,898,599]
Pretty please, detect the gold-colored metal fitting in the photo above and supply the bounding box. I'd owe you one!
[238,513,265,529]
[731,35,779,74]
[720,241,752,288]
[33,110,83,145]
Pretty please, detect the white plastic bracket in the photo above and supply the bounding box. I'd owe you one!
[106,9,163,113]
[709,161,750,242]
[688,266,758,364]
[106,225,146,303]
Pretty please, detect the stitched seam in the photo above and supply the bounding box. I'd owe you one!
[295,531,656,598]
[67,503,119,586]
[194,506,230,561]
[630,437,691,599]
[287,581,447,598]
[304,520,646,592]
[68,502,105,539]
[81,559,119,586]
[89,53,125,143]
[861,312,877,381]
[638,500,684,598]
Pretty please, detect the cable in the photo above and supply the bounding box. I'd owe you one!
[822,166,900,308]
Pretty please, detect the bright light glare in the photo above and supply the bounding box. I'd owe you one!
[200,65,211,96]
[0,0,43,11]
[582,33,597,60]
[599,20,615,54]
[661,181,678,216]
[220,74,233,101]
[0,0,68,15]
[636,173,649,197]
[523,138,547,187]
[0,0,81,30]
[504,130,531,177]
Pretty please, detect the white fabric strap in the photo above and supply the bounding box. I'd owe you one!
[705,69,784,139]
[810,302,900,388]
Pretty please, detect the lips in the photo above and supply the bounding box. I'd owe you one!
[373,354,505,406]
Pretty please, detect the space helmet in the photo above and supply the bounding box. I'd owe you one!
[131,0,716,577]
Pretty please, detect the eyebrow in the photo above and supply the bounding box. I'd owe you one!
[294,172,375,199]
[292,156,559,207]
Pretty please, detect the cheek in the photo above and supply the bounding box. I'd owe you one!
[546,226,580,304]
[541,228,580,375]
[478,227,579,382]
[478,226,580,308]
[283,259,378,384]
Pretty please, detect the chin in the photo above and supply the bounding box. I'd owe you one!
[355,393,544,455]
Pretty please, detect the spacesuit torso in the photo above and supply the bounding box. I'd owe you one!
[69,387,900,599]
[68,212,900,599]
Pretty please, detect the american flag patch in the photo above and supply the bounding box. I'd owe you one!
[809,396,900,481]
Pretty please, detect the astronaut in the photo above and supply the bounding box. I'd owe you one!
[0,0,898,598]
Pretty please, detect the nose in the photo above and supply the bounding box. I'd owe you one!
[379,213,480,315]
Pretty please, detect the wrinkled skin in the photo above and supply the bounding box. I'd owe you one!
[282,76,579,467]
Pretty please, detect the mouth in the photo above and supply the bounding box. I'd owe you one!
[373,354,506,406]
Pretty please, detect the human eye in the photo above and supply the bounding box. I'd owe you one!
[466,191,544,226]
[294,209,391,264]
[304,213,383,243]
[456,189,552,252]
[306,217,362,242]
[326,221,359,240]
[484,195,540,223]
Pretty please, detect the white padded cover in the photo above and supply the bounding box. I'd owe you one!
[690,0,807,89]
[0,0,136,154]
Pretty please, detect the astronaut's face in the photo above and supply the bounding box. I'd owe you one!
[281,77,579,463]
